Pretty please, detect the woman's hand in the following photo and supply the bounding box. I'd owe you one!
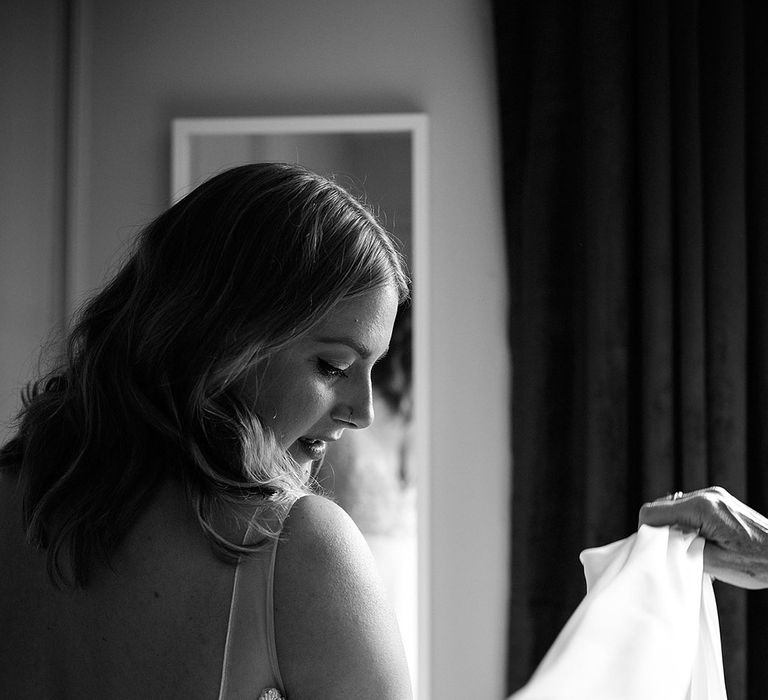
[639,487,768,589]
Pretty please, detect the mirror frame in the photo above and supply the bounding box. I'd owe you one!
[171,113,431,699]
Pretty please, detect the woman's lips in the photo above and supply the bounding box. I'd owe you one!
[296,437,327,462]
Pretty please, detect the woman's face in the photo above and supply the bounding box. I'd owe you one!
[252,285,400,466]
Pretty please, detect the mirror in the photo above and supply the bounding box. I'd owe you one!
[172,114,430,698]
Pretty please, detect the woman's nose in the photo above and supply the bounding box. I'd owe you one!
[344,377,375,430]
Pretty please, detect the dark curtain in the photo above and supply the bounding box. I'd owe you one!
[493,2,768,698]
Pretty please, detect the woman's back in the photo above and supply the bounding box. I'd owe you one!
[0,472,412,700]
[0,473,238,699]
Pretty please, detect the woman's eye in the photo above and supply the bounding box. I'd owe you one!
[317,359,349,378]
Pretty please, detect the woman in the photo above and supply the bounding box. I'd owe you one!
[0,163,413,699]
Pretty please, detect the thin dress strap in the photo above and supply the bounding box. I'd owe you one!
[218,521,285,700]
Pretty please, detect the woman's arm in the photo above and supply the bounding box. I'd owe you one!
[273,494,413,699]
[639,486,768,589]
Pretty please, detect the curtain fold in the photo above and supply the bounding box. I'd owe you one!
[493,2,768,697]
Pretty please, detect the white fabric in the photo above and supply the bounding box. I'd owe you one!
[510,525,727,700]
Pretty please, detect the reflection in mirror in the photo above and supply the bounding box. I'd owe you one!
[173,115,429,698]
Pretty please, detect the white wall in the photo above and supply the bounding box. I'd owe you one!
[2,1,510,696]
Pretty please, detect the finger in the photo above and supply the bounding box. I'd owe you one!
[638,495,703,533]
[704,541,768,590]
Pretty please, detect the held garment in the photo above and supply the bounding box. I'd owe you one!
[510,525,727,700]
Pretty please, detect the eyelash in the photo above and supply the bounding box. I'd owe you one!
[317,359,349,379]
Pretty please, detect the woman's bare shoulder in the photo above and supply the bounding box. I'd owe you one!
[273,494,412,700]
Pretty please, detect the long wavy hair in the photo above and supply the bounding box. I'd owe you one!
[0,162,410,587]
